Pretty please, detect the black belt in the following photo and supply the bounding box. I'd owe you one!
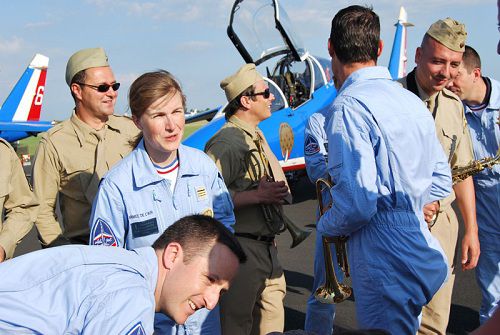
[235,232,275,243]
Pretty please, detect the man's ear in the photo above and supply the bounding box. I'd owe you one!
[71,83,83,101]
[415,47,422,65]
[239,95,252,110]
[377,40,384,57]
[328,38,335,58]
[472,67,482,83]
[162,242,182,270]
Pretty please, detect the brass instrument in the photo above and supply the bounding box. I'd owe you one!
[452,150,500,185]
[245,147,311,248]
[314,178,352,304]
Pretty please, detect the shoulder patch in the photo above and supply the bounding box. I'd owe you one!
[91,218,118,246]
[125,322,146,335]
[304,134,320,156]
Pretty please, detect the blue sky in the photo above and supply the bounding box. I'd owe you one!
[0,0,498,121]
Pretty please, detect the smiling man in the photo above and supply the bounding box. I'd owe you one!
[0,215,246,334]
[32,47,139,246]
[205,64,292,335]
[399,19,480,335]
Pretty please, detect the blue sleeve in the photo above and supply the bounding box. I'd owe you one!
[81,287,155,335]
[89,178,128,248]
[317,99,378,236]
[428,133,452,203]
[304,112,329,183]
[209,161,235,233]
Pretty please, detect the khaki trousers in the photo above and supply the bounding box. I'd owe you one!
[419,206,459,335]
[220,236,286,335]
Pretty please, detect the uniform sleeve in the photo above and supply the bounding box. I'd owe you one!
[208,159,235,232]
[428,132,452,203]
[31,136,63,244]
[205,140,240,198]
[81,287,155,335]
[304,112,329,183]
[89,178,127,248]
[317,99,378,236]
[0,143,39,259]
[450,104,474,168]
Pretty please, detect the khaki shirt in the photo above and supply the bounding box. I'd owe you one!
[399,75,474,209]
[0,138,39,259]
[32,112,139,244]
[205,115,291,236]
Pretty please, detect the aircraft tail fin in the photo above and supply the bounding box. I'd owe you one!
[0,54,49,122]
[388,7,413,80]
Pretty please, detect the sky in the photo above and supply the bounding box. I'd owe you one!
[0,0,498,121]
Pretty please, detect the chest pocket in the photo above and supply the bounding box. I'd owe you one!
[183,176,213,216]
[60,153,94,202]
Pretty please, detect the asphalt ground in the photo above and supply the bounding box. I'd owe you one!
[14,175,482,334]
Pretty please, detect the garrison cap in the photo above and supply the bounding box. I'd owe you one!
[426,18,467,52]
[65,47,109,86]
[220,63,263,103]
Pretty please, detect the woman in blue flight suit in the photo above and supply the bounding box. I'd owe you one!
[89,70,235,335]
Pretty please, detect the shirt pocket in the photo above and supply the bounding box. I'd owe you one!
[123,192,160,246]
[185,176,214,217]
[60,160,93,202]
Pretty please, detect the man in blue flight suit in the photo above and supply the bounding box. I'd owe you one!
[317,6,452,334]
[0,215,246,335]
[447,45,500,324]
[303,107,339,335]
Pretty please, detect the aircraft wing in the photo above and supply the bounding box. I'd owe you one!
[185,106,221,124]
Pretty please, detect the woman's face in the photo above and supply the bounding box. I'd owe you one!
[133,91,185,165]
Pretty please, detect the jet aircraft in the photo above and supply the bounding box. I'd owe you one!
[184,0,411,180]
[0,53,53,143]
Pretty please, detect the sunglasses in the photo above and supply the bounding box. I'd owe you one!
[76,82,121,93]
[247,88,271,99]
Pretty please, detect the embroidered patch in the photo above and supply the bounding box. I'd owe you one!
[131,218,159,239]
[126,322,146,335]
[196,186,207,201]
[304,134,320,156]
[91,218,118,246]
[202,208,214,217]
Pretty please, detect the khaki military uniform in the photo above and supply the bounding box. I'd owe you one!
[400,73,474,335]
[0,138,39,259]
[205,115,289,335]
[32,112,139,245]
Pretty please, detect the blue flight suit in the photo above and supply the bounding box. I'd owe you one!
[303,108,342,335]
[89,139,235,335]
[464,77,500,324]
[317,66,452,334]
[0,245,157,334]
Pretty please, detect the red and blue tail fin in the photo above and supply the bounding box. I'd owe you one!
[0,54,49,122]
[388,7,413,80]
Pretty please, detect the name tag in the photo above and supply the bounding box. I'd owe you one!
[131,218,159,238]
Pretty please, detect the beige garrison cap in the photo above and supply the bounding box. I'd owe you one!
[220,63,263,103]
[426,18,467,52]
[65,47,109,86]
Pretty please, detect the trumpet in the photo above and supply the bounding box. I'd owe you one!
[245,148,311,248]
[314,178,352,304]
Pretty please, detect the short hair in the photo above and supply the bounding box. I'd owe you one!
[224,85,256,120]
[128,70,186,147]
[152,215,247,265]
[462,45,482,73]
[329,5,380,64]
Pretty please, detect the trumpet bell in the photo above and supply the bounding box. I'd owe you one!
[290,228,312,248]
[314,284,352,304]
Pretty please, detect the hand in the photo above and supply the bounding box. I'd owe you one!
[461,231,480,271]
[423,201,440,223]
[0,245,5,263]
[256,176,289,205]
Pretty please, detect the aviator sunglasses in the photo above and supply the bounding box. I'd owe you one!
[76,82,121,93]
[247,88,271,99]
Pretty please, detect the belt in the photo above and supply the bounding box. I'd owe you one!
[235,232,275,243]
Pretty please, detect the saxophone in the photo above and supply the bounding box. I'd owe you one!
[451,150,500,185]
